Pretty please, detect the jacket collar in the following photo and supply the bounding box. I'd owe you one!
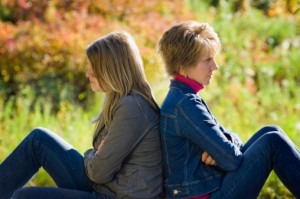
[174,75,204,93]
[170,80,199,94]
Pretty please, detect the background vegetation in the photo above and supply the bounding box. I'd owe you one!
[0,0,300,198]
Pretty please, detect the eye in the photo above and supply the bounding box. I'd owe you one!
[205,57,213,62]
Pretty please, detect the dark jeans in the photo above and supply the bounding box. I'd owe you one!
[0,128,113,199]
[210,125,300,199]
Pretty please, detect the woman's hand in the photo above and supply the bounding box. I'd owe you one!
[201,151,217,166]
[96,140,105,155]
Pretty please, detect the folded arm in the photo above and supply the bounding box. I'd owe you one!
[84,96,148,184]
[179,96,243,171]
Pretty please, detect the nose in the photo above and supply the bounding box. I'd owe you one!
[211,59,218,71]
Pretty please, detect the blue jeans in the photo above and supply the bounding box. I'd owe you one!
[210,125,300,199]
[0,128,113,199]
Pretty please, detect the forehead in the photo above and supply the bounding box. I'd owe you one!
[199,46,217,61]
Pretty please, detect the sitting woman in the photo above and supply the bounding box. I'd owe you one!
[0,31,163,199]
[158,21,300,199]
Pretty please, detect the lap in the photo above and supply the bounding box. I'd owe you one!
[211,127,287,199]
[211,125,300,199]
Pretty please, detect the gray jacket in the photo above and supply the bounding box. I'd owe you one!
[84,93,163,199]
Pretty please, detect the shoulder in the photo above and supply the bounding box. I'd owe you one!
[116,93,156,118]
[115,94,140,115]
[117,93,147,110]
[171,93,204,110]
[161,93,202,119]
[180,93,201,103]
[177,94,209,117]
[118,94,137,107]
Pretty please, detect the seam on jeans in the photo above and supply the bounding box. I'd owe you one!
[0,131,39,184]
[223,155,260,198]
[0,151,27,184]
[35,130,91,187]
[271,131,298,194]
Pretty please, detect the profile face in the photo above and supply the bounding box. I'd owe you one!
[85,66,102,92]
[186,53,219,86]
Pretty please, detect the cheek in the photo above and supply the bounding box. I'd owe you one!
[205,65,212,73]
[94,81,101,88]
[196,67,208,76]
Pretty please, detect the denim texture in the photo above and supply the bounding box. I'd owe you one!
[210,126,300,199]
[0,128,114,199]
[160,80,300,199]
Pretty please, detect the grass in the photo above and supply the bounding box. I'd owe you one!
[0,91,103,186]
[1,77,299,198]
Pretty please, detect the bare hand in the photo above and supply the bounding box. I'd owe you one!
[96,140,105,155]
[201,151,216,166]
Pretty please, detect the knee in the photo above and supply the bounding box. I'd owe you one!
[260,125,285,135]
[28,127,53,142]
[262,130,287,147]
[11,188,30,199]
[30,127,49,135]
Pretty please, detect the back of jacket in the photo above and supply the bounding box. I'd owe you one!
[160,80,243,199]
[84,93,163,199]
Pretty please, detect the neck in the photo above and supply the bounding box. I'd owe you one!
[174,74,204,93]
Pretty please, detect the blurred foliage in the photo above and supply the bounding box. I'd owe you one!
[0,0,192,109]
[196,0,300,15]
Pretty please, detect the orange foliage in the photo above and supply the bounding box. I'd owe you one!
[0,0,195,104]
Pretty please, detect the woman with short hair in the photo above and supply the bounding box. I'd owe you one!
[158,21,300,199]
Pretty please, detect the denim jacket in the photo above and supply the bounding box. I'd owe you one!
[160,80,243,199]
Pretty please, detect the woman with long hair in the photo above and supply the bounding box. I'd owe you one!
[0,31,163,199]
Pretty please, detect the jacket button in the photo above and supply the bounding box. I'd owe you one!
[173,190,178,195]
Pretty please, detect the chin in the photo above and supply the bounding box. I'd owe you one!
[205,79,213,86]
[93,88,103,92]
[90,87,98,92]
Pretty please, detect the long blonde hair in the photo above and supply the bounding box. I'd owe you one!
[86,31,159,134]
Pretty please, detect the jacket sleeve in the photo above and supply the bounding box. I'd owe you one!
[222,128,243,149]
[178,95,243,171]
[84,96,148,184]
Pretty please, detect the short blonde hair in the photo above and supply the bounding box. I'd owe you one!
[86,31,159,130]
[158,21,221,76]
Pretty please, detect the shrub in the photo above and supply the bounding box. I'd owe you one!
[0,0,191,107]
